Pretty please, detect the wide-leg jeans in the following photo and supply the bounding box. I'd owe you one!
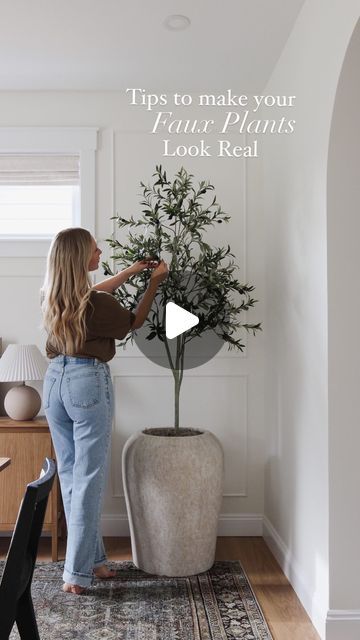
[43,355,114,587]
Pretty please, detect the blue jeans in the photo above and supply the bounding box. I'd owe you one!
[43,355,114,587]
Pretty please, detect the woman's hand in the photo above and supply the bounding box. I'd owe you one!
[128,259,160,276]
[93,259,160,294]
[150,260,169,285]
[131,260,168,329]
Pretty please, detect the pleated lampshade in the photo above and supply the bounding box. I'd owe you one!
[0,344,48,382]
[0,345,48,420]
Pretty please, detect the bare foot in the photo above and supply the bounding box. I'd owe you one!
[63,583,86,595]
[93,564,117,579]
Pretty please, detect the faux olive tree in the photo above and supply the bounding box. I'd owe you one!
[103,166,261,430]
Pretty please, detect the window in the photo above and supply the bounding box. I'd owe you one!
[0,185,79,237]
[0,127,97,256]
[0,154,80,237]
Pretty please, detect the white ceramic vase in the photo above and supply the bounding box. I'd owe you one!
[122,428,224,577]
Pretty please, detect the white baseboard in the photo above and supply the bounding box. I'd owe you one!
[263,516,326,640]
[100,512,264,537]
[218,513,263,536]
[101,514,130,536]
[326,610,360,640]
[0,513,264,539]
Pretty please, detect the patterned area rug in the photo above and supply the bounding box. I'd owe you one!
[3,560,273,639]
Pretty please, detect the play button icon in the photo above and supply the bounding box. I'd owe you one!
[165,302,199,340]
[132,268,228,370]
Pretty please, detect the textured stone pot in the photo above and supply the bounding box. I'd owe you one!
[122,428,224,577]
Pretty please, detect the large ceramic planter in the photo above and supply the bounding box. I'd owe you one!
[122,428,224,577]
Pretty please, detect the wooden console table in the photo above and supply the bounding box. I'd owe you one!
[0,416,62,560]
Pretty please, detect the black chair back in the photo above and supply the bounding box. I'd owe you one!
[0,457,56,640]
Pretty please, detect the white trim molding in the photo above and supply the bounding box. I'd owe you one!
[326,611,360,640]
[218,513,263,536]
[0,126,98,256]
[1,513,264,539]
[263,516,327,639]
[100,514,130,537]
[101,512,264,538]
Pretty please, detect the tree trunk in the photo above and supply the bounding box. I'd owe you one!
[174,371,180,430]
[174,336,182,430]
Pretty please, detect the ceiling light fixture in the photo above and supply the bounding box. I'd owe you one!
[164,14,191,31]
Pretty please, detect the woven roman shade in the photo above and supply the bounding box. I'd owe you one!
[0,154,80,185]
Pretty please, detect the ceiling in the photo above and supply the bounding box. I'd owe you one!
[0,0,306,92]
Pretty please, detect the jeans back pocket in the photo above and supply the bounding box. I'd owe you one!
[66,370,101,408]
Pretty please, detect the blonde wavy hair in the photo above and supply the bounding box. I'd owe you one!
[41,227,94,354]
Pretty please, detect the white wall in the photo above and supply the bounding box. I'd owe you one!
[0,93,265,536]
[326,18,360,640]
[259,1,360,638]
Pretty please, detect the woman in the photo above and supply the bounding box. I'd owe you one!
[41,227,168,594]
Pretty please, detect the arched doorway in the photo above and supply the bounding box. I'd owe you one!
[327,16,360,640]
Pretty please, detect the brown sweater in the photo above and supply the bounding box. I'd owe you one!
[46,290,135,362]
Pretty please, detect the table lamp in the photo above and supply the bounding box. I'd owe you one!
[0,344,48,420]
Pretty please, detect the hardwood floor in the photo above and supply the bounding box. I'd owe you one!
[0,536,320,640]
[215,537,321,640]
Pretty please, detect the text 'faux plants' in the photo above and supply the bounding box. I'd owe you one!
[103,166,261,430]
